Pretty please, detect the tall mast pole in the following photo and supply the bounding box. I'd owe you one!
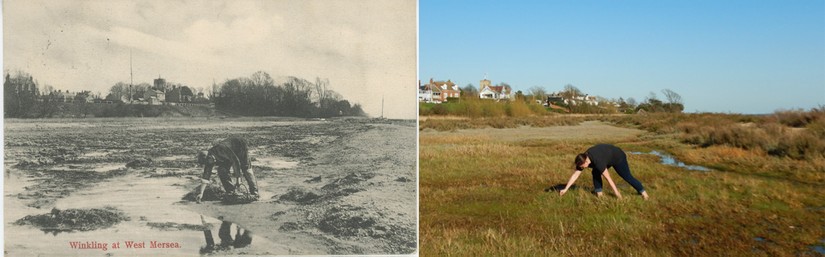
[129,50,133,102]
[130,50,133,86]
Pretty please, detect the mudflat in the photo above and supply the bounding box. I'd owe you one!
[4,117,417,255]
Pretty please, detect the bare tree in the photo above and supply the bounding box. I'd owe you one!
[251,71,274,87]
[461,83,478,97]
[661,89,683,104]
[528,86,547,102]
[646,91,658,103]
[107,82,130,100]
[314,77,331,105]
[626,97,637,107]
[562,84,582,99]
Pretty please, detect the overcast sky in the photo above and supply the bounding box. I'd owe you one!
[3,0,417,119]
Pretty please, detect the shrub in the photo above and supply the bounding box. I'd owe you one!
[431,104,448,115]
[505,101,533,117]
[771,107,825,127]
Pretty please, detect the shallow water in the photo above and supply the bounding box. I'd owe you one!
[630,151,711,171]
[812,239,825,255]
[5,169,288,256]
[154,155,191,161]
[39,163,126,173]
[255,156,299,170]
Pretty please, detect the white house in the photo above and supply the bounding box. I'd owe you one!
[478,78,511,100]
[418,82,433,103]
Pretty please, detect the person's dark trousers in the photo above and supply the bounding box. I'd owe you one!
[217,166,236,193]
[218,221,234,246]
[218,165,258,195]
[592,169,604,193]
[592,161,645,194]
[614,159,645,193]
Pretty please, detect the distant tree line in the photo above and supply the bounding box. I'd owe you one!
[5,70,365,118]
[211,71,365,118]
[634,89,684,113]
[3,70,206,118]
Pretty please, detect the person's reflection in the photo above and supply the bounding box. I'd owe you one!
[202,219,253,253]
[218,221,234,247]
[232,226,252,248]
[218,221,254,248]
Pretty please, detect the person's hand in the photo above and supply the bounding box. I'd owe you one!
[195,182,208,204]
[559,189,568,196]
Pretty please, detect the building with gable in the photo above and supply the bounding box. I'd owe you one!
[419,78,461,103]
[478,77,511,100]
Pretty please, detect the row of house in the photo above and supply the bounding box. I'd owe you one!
[418,76,612,108]
[37,76,207,105]
[418,77,512,103]
[112,76,205,105]
[544,94,599,106]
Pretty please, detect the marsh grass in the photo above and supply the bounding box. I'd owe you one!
[420,115,585,131]
[420,118,824,256]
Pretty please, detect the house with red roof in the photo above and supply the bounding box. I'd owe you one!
[419,78,461,103]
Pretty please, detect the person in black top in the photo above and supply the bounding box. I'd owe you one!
[195,137,259,203]
[559,144,649,200]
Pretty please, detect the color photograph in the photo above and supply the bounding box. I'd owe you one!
[419,1,824,256]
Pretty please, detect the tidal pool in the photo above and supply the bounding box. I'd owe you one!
[630,150,711,171]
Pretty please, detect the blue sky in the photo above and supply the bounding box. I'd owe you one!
[420,1,825,114]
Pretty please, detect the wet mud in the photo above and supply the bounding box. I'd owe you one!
[5,117,417,255]
[14,207,130,234]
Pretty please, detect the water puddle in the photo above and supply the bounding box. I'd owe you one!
[255,156,299,170]
[154,155,191,162]
[80,150,128,160]
[199,220,257,254]
[41,163,126,173]
[630,151,711,171]
[5,171,288,256]
[83,151,110,158]
[812,239,825,255]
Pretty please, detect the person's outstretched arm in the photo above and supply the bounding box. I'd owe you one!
[602,169,622,199]
[196,163,214,203]
[559,170,581,196]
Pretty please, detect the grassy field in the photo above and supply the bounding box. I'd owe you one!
[420,114,824,256]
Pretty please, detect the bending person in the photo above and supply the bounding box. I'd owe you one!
[195,137,259,202]
[559,144,649,200]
